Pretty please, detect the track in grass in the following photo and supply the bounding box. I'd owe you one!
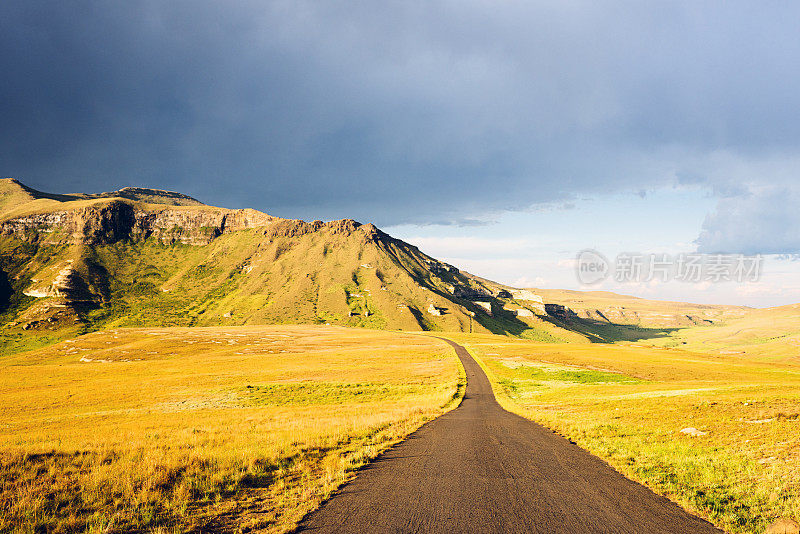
[297,338,722,533]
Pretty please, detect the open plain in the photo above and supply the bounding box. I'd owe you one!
[0,326,462,533]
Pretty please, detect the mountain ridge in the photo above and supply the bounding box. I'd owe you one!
[2,179,566,340]
[0,177,203,216]
[0,179,757,350]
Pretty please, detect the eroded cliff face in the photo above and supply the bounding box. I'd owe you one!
[260,218,380,243]
[2,202,136,244]
[0,201,278,245]
[130,206,277,244]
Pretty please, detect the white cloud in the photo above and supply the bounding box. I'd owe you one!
[404,236,542,259]
[697,185,800,254]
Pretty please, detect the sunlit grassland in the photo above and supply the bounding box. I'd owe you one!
[441,333,800,533]
[0,326,463,533]
[649,304,800,361]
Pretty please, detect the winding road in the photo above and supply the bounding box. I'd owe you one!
[298,338,722,533]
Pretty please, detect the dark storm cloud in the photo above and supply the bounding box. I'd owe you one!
[2,1,800,246]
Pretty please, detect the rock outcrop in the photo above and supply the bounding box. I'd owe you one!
[424,259,459,275]
[1,201,278,246]
[510,289,543,303]
[262,218,370,241]
[475,301,492,315]
[452,285,492,300]
[427,304,443,316]
[545,303,572,320]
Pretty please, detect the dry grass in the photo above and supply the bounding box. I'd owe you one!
[439,332,800,533]
[650,303,800,361]
[0,325,462,533]
[532,287,749,325]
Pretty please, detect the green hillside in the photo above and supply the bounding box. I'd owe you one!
[0,180,579,352]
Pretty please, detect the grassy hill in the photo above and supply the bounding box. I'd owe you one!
[648,303,800,361]
[459,273,752,343]
[522,287,753,343]
[518,284,800,362]
[0,179,577,350]
[531,287,749,326]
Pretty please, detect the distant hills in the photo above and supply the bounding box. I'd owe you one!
[0,178,751,343]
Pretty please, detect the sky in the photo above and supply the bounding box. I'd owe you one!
[2,1,800,307]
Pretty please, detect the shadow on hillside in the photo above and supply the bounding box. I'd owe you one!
[464,302,680,343]
[0,269,11,311]
[468,306,561,340]
[540,315,680,343]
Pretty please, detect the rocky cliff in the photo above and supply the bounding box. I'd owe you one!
[0,200,278,245]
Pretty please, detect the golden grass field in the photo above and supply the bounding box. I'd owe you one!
[4,297,800,534]
[0,326,463,533]
[439,332,800,533]
[650,303,800,360]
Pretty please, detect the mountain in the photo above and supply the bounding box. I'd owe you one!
[0,179,769,350]
[0,178,575,341]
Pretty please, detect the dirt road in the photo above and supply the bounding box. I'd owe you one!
[298,338,722,533]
